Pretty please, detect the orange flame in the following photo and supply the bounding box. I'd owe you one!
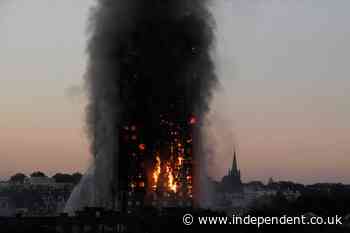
[178,156,184,166]
[166,164,177,193]
[153,156,161,190]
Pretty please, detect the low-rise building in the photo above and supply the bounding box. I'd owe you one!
[25,177,55,186]
[0,196,16,216]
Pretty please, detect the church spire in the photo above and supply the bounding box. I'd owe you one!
[231,148,238,173]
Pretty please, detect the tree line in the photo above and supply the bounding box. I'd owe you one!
[8,172,82,185]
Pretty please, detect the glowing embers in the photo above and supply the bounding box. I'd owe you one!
[138,143,146,151]
[125,115,195,209]
[189,115,197,125]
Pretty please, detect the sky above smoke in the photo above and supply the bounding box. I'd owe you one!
[0,0,349,184]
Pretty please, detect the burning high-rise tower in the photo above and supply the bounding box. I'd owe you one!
[66,0,217,213]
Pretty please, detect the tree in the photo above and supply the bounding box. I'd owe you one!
[30,171,46,178]
[9,173,27,184]
[52,172,82,184]
[52,173,73,183]
[72,172,83,184]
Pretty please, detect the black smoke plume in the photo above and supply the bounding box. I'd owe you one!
[67,0,217,211]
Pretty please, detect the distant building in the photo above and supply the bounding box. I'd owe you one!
[0,181,10,190]
[220,150,243,194]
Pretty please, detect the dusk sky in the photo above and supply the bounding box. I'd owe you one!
[1,0,349,184]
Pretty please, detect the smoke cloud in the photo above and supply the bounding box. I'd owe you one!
[66,0,217,211]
